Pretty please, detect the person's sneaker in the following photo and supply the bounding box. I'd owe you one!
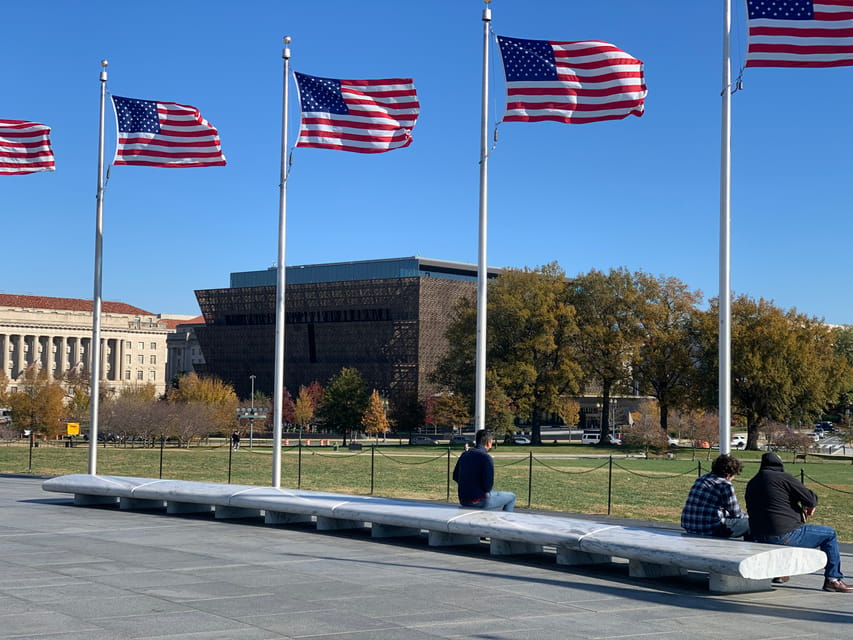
[822,579,853,593]
[772,576,789,584]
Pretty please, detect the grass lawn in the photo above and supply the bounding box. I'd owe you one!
[2,440,851,542]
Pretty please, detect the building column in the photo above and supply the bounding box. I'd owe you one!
[0,334,6,375]
[58,336,68,376]
[100,338,108,381]
[16,335,27,378]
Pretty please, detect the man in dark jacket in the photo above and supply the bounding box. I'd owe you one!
[745,452,850,593]
[452,430,516,511]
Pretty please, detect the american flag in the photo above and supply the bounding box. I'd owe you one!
[294,72,420,153]
[0,120,55,175]
[746,0,853,68]
[496,35,647,125]
[111,96,226,168]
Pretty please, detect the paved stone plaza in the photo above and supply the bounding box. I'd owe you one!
[0,475,850,639]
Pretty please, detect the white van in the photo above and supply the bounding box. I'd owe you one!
[581,431,601,444]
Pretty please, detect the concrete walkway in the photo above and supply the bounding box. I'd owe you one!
[1,475,851,639]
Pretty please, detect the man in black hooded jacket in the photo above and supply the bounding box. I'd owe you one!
[745,451,850,593]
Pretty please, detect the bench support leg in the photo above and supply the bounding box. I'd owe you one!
[215,505,261,520]
[556,547,611,566]
[428,531,481,547]
[120,497,165,510]
[265,511,313,525]
[490,540,543,556]
[708,574,772,594]
[74,494,118,506]
[166,501,213,514]
[629,560,688,579]
[316,516,366,531]
[371,524,422,538]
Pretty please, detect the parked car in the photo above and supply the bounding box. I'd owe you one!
[449,434,474,446]
[408,435,438,445]
[512,436,531,445]
[730,435,746,449]
[667,436,679,447]
[581,432,621,445]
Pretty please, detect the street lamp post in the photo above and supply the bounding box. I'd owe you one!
[249,375,256,449]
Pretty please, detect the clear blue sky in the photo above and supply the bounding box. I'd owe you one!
[3,1,852,324]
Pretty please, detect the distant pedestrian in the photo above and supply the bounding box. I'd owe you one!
[231,430,241,450]
[452,430,516,511]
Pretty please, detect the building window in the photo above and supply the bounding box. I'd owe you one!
[136,370,143,380]
[137,355,144,364]
[148,370,156,381]
[150,355,156,365]
[150,342,156,350]
[125,370,131,380]
[126,341,132,349]
[126,354,131,365]
[138,342,144,350]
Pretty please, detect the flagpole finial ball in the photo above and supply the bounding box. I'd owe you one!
[284,36,291,44]
[100,60,109,68]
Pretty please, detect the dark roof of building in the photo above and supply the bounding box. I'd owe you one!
[0,294,153,316]
[229,256,502,289]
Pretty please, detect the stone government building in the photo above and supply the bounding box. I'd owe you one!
[0,294,185,397]
[193,257,500,411]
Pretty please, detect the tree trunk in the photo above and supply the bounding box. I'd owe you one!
[659,403,669,433]
[531,408,542,445]
[601,385,612,444]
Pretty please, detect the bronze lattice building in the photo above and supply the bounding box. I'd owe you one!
[193,257,499,414]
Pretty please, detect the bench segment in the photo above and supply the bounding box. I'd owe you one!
[42,474,827,594]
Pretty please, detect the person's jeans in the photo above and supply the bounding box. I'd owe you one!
[462,491,516,512]
[477,491,516,512]
[755,524,843,580]
[724,517,750,538]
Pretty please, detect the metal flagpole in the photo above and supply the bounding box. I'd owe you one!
[88,59,108,475]
[718,0,732,455]
[272,37,291,487]
[474,0,491,434]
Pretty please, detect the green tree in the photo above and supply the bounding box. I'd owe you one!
[362,389,390,441]
[428,393,470,432]
[568,268,645,444]
[694,296,846,449]
[317,368,368,445]
[434,264,581,445]
[631,273,703,433]
[485,377,515,441]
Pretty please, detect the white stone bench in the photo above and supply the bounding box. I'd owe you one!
[41,474,827,594]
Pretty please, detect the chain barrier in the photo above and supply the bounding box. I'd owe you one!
[533,457,609,475]
[375,448,447,466]
[309,448,366,459]
[493,456,531,468]
[611,460,700,479]
[804,472,853,495]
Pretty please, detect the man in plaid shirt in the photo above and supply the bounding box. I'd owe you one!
[681,454,749,538]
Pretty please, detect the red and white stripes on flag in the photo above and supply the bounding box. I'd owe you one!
[0,120,55,175]
[746,0,853,68]
[111,95,226,168]
[294,72,420,153]
[496,35,647,125]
